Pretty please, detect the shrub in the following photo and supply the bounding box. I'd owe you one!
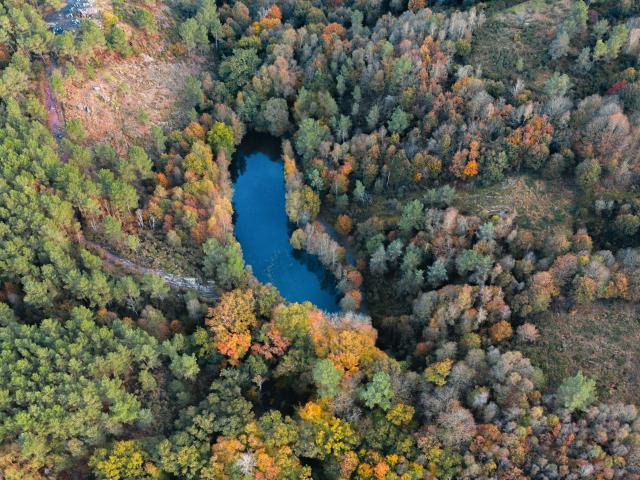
[517,323,539,343]
[557,371,597,412]
[425,359,453,386]
[489,320,513,342]
[133,7,157,33]
[575,159,601,191]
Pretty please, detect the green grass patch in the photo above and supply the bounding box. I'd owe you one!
[454,175,577,231]
[520,301,640,403]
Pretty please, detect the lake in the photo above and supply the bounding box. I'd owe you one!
[231,134,341,312]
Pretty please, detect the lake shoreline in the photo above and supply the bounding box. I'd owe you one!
[231,133,343,312]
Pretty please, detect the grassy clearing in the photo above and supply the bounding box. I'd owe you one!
[504,0,549,14]
[470,0,570,89]
[350,173,577,236]
[454,175,577,232]
[520,301,640,403]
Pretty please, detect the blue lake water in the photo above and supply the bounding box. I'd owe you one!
[232,135,341,312]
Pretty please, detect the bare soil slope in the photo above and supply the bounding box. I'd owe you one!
[64,55,203,152]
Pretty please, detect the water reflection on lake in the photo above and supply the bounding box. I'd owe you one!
[231,134,341,312]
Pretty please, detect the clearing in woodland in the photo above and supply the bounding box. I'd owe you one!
[63,55,204,152]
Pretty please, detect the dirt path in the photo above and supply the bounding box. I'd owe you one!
[42,9,219,300]
[44,62,65,141]
[77,233,219,300]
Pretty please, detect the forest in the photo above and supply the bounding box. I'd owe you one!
[1,0,640,478]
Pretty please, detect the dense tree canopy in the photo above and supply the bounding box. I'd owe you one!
[3,0,640,478]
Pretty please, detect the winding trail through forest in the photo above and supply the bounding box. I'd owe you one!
[43,52,218,300]
[77,232,219,300]
[43,11,219,300]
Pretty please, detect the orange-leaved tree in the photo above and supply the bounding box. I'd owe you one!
[206,289,257,363]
